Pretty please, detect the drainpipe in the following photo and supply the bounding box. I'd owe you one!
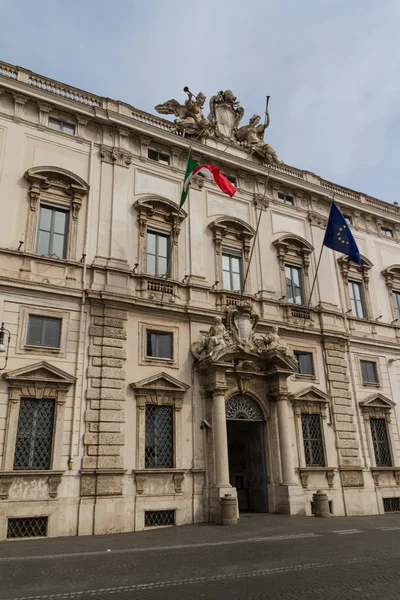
[68,140,94,470]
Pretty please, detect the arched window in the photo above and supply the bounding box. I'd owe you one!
[273,234,314,305]
[24,166,89,261]
[225,394,264,421]
[208,217,255,294]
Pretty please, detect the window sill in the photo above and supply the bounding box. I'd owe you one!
[133,469,186,495]
[1,470,64,476]
[23,345,61,354]
[0,471,64,499]
[371,467,400,487]
[0,248,83,268]
[133,469,186,474]
[362,382,380,388]
[294,374,316,381]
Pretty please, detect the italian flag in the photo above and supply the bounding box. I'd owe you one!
[180,157,236,207]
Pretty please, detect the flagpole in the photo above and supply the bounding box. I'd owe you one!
[160,147,192,303]
[306,244,325,309]
[241,96,271,295]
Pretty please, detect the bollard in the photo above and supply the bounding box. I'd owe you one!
[313,490,331,518]
[220,493,238,525]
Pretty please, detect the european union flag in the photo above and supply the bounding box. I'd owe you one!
[323,202,361,265]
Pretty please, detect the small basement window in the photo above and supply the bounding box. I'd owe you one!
[144,510,175,527]
[7,517,48,539]
[383,497,400,512]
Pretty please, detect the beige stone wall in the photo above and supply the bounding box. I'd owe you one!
[0,63,400,537]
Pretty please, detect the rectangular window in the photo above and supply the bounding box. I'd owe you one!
[48,117,75,135]
[145,405,173,468]
[301,413,325,467]
[226,175,237,187]
[393,291,400,323]
[348,280,366,318]
[294,351,314,376]
[370,418,392,466]
[278,192,295,206]
[344,215,352,225]
[13,398,55,470]
[36,205,69,258]
[381,227,393,238]
[360,360,379,385]
[222,248,242,291]
[146,230,169,276]
[146,330,173,359]
[285,264,304,305]
[147,148,170,165]
[26,316,61,348]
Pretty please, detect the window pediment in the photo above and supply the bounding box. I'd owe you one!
[359,393,395,409]
[291,385,330,418]
[25,166,89,198]
[3,361,76,386]
[382,265,400,288]
[130,372,189,409]
[273,234,314,257]
[209,217,255,260]
[134,196,187,225]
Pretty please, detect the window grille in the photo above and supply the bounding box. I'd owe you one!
[370,418,392,466]
[145,405,173,468]
[13,399,55,470]
[301,413,325,467]
[225,395,263,421]
[144,510,175,527]
[7,517,48,538]
[383,498,400,512]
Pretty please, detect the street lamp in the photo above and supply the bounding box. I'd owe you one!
[0,323,11,370]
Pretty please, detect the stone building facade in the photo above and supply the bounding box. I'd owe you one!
[0,61,400,539]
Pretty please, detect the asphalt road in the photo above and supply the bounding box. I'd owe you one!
[1,514,400,599]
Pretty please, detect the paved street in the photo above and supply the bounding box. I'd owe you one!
[1,514,400,599]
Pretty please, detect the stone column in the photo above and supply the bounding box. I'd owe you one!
[276,395,297,485]
[212,388,230,487]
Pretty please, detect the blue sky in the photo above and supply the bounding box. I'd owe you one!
[0,0,399,202]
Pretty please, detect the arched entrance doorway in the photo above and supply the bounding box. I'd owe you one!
[226,394,268,513]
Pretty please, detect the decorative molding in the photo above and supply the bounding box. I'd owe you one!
[48,473,63,498]
[0,475,14,499]
[291,386,331,419]
[340,470,364,488]
[359,393,395,422]
[100,144,132,168]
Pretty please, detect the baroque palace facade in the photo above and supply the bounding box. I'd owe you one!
[0,61,400,540]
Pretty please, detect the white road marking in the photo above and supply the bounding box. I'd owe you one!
[333,529,364,535]
[378,526,400,531]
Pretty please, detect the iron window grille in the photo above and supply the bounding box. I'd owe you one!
[144,510,175,527]
[222,247,242,291]
[294,351,314,376]
[36,204,69,258]
[13,398,55,470]
[146,330,173,359]
[348,280,366,318]
[145,405,173,468]
[370,418,392,467]
[285,264,304,305]
[360,360,379,385]
[301,413,325,467]
[146,229,170,277]
[7,517,48,538]
[393,291,400,324]
[278,192,294,205]
[48,117,76,135]
[26,315,61,348]
[383,497,400,512]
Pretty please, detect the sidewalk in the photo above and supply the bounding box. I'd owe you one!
[1,512,399,560]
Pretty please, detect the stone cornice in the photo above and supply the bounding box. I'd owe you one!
[0,61,399,222]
